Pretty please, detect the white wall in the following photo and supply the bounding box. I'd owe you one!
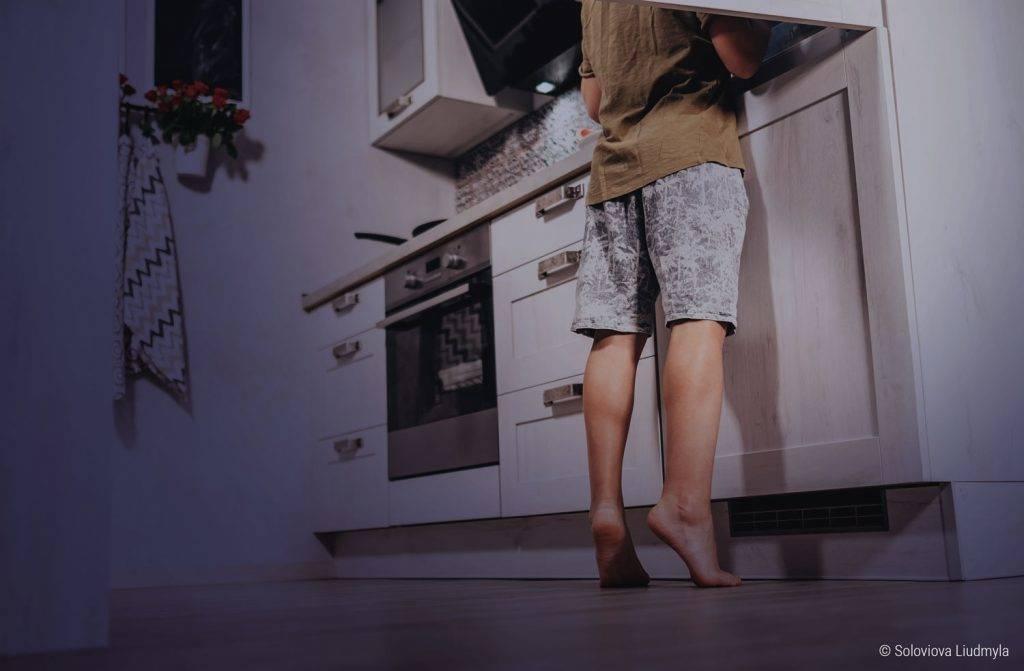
[0,0,120,654]
[110,0,455,587]
[885,0,1024,482]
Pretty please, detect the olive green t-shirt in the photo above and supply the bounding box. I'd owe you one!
[579,0,746,205]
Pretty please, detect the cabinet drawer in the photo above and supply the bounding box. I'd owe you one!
[310,327,387,439]
[491,174,589,277]
[493,241,655,396]
[389,466,500,526]
[498,357,662,518]
[311,424,389,532]
[308,277,385,347]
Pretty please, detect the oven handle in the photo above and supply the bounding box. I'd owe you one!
[375,283,471,329]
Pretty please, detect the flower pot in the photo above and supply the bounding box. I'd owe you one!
[174,135,210,177]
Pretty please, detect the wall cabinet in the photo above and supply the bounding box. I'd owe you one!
[368,0,535,158]
[653,27,921,500]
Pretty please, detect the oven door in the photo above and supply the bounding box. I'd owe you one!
[380,268,498,480]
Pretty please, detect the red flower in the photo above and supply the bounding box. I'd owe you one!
[194,80,210,95]
[119,73,128,85]
[157,100,171,113]
[171,79,184,90]
[212,87,230,109]
[144,89,158,102]
[170,94,183,108]
[184,84,198,99]
[233,109,251,125]
[157,84,168,96]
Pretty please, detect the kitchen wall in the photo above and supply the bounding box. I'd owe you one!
[111,0,455,588]
[885,0,1024,481]
[1,0,120,653]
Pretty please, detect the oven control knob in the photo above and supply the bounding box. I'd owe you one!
[403,272,421,289]
[443,252,465,269]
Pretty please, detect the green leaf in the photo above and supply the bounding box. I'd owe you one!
[225,142,238,159]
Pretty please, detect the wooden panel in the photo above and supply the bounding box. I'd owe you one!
[389,465,500,525]
[717,91,881,484]
[840,29,925,483]
[310,327,387,440]
[306,277,385,348]
[493,240,655,396]
[498,358,662,517]
[653,28,926,498]
[311,425,389,533]
[490,174,589,277]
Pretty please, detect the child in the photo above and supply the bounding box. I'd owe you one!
[570,0,771,587]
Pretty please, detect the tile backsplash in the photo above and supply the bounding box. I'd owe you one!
[454,89,599,212]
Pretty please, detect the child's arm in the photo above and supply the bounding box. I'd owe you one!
[705,16,773,79]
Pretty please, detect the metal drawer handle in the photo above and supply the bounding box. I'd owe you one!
[543,383,584,407]
[384,94,412,119]
[537,249,582,280]
[332,437,364,456]
[332,339,361,361]
[535,183,585,218]
[332,291,359,313]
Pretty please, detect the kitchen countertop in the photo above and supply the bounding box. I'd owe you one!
[301,139,596,312]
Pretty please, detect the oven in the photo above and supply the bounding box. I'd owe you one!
[376,224,498,480]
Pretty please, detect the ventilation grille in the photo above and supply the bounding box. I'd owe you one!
[728,487,889,537]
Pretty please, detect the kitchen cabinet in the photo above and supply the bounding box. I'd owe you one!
[307,276,385,348]
[311,424,389,533]
[368,0,534,158]
[308,278,389,532]
[499,357,662,517]
[490,174,589,277]
[653,27,921,499]
[492,238,655,396]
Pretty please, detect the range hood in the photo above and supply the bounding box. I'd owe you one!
[452,0,582,96]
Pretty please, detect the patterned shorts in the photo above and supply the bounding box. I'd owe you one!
[570,161,750,339]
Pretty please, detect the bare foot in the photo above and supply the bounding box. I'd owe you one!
[589,504,650,588]
[647,496,741,588]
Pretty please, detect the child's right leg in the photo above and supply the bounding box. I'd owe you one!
[582,330,650,588]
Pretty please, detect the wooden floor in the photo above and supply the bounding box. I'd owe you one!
[7,577,1023,670]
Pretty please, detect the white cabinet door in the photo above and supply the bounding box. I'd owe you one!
[389,466,501,526]
[310,424,389,533]
[491,174,589,277]
[654,28,921,499]
[643,1,882,29]
[367,0,532,157]
[307,277,385,348]
[310,327,387,440]
[493,240,655,396]
[499,357,662,517]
